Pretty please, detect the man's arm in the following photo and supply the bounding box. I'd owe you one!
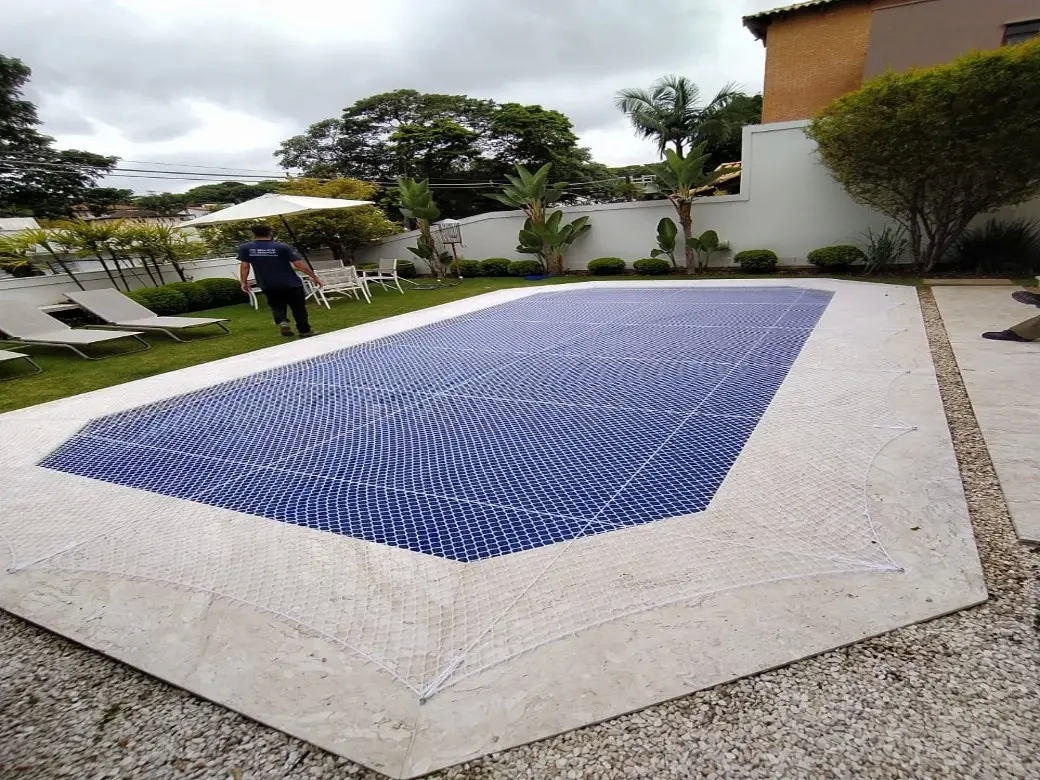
[292,260,322,287]
[239,262,252,293]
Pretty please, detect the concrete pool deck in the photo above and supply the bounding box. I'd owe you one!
[0,280,988,778]
[932,285,1040,544]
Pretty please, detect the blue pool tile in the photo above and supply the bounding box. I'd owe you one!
[205,469,593,563]
[41,435,256,499]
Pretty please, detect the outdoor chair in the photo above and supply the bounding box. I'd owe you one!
[361,258,405,294]
[66,289,230,342]
[0,349,42,380]
[0,300,149,360]
[313,266,371,306]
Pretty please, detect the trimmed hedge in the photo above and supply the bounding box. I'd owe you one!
[632,257,671,275]
[397,259,417,278]
[508,259,544,276]
[588,257,626,275]
[452,259,482,277]
[480,258,512,276]
[127,286,189,315]
[807,245,866,268]
[195,277,249,306]
[734,249,778,274]
[165,281,213,310]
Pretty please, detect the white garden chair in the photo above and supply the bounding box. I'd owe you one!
[361,258,405,294]
[312,266,371,306]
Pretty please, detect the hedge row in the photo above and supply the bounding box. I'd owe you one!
[126,277,247,315]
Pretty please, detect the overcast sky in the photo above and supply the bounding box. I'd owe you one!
[1,0,780,193]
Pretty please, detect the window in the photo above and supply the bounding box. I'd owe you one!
[1004,19,1040,46]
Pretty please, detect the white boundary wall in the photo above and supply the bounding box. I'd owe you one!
[0,257,241,308]
[356,121,1040,273]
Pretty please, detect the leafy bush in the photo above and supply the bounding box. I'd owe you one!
[127,286,189,315]
[508,259,544,276]
[195,277,248,306]
[633,257,672,275]
[164,281,213,311]
[806,245,866,269]
[949,218,1040,274]
[859,226,908,274]
[734,249,778,274]
[452,259,482,277]
[480,258,512,277]
[397,259,417,278]
[588,257,626,275]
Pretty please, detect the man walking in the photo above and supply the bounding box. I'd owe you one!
[238,223,322,337]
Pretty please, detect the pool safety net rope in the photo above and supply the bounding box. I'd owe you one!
[5,286,911,700]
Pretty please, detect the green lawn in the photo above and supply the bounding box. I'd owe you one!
[0,272,951,413]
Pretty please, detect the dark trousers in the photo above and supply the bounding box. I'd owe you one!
[264,285,311,333]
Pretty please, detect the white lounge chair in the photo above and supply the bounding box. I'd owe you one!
[0,300,149,360]
[0,349,41,379]
[361,258,405,294]
[66,288,230,342]
[313,266,371,306]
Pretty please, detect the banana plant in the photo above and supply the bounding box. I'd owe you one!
[516,210,591,273]
[685,229,727,271]
[487,163,566,225]
[644,143,722,273]
[651,217,679,269]
[397,177,450,276]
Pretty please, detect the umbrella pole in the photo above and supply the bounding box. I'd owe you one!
[279,215,315,270]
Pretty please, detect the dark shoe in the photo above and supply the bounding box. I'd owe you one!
[298,331,316,339]
[982,329,1030,342]
[1011,291,1040,307]
[278,322,294,337]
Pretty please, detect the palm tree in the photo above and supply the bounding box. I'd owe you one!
[615,75,739,159]
[16,227,87,289]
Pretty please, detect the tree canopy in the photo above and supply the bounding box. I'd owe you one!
[276,89,598,218]
[179,180,282,205]
[0,54,117,217]
[809,39,1040,271]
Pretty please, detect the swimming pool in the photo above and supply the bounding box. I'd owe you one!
[42,286,832,562]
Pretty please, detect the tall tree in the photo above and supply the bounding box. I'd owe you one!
[614,75,739,159]
[809,39,1040,272]
[277,90,599,218]
[0,55,116,217]
[180,180,282,205]
[695,93,762,167]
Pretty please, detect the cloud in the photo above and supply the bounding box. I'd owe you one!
[0,0,769,188]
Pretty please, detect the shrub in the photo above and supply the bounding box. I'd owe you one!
[480,258,512,276]
[859,226,909,274]
[949,218,1040,274]
[127,286,189,315]
[806,245,866,269]
[452,259,482,277]
[195,276,248,306]
[587,257,626,275]
[397,259,417,278]
[164,281,213,311]
[508,259,544,276]
[734,249,778,274]
[633,257,672,275]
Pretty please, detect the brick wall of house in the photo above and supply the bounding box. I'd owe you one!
[760,0,906,123]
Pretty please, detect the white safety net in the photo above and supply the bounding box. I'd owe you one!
[3,285,911,700]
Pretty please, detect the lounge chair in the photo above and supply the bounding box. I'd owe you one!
[0,300,149,360]
[66,288,230,342]
[0,349,42,379]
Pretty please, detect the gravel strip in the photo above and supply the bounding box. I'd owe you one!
[2,288,1038,780]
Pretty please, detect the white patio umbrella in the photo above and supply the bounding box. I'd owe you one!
[177,192,374,268]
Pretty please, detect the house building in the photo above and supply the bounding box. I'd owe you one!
[744,0,1040,123]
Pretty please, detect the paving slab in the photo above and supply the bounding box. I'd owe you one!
[933,285,1040,544]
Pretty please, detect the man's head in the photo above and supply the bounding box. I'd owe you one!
[251,223,273,239]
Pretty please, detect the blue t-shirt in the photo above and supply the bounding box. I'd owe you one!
[237,240,304,290]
